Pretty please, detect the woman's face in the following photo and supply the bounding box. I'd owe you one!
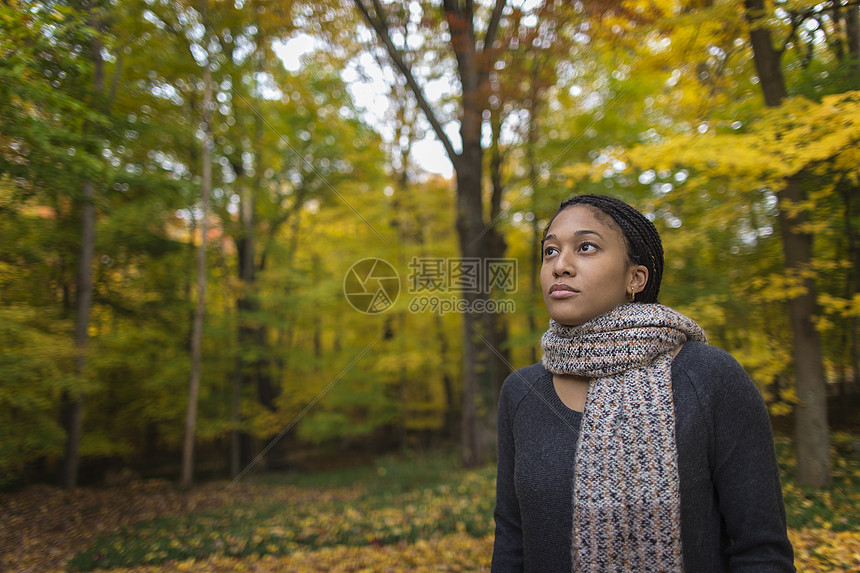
[540,205,648,327]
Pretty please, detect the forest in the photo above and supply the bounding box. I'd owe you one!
[2,0,859,499]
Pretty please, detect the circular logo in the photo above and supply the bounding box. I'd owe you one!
[343,258,400,314]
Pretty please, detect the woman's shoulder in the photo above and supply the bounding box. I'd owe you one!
[504,362,549,384]
[675,340,743,372]
[500,362,549,402]
[673,340,761,401]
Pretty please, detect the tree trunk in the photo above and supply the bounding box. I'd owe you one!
[250,55,279,412]
[353,0,508,466]
[846,2,860,64]
[832,2,845,61]
[745,0,832,486]
[181,26,212,487]
[230,359,242,478]
[484,101,508,398]
[60,180,94,489]
[745,0,787,106]
[455,143,495,466]
[450,0,509,467]
[526,55,542,365]
[60,22,104,488]
[840,182,860,390]
[485,100,510,430]
[435,312,459,441]
[454,80,492,464]
[234,157,258,466]
[777,174,832,486]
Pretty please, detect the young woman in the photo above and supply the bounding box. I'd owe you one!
[491,194,794,572]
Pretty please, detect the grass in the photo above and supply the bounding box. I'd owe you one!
[64,435,860,571]
[778,432,860,532]
[250,448,466,494]
[66,449,496,571]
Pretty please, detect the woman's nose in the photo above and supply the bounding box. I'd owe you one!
[553,250,574,277]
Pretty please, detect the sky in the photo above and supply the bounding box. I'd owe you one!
[275,33,455,180]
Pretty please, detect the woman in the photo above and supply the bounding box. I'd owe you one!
[491,194,794,572]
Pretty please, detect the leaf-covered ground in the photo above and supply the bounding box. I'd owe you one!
[1,437,858,572]
[0,479,361,572]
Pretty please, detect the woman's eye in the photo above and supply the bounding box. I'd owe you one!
[543,246,558,257]
[578,242,598,253]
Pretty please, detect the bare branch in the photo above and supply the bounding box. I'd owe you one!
[484,0,506,50]
[779,10,806,56]
[353,0,459,163]
[772,0,860,56]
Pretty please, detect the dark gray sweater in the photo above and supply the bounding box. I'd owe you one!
[491,341,795,572]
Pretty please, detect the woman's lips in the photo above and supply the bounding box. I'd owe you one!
[548,284,578,298]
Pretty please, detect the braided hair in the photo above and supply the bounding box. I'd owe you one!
[542,194,664,303]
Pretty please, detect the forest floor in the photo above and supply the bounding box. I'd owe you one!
[1,437,859,572]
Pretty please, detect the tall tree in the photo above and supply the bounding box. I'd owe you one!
[744,0,831,487]
[217,0,297,471]
[563,0,843,488]
[61,0,111,489]
[181,0,213,488]
[353,0,509,466]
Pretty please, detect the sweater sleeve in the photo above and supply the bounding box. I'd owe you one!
[491,376,524,572]
[707,349,795,572]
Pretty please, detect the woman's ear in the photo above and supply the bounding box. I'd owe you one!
[629,265,649,296]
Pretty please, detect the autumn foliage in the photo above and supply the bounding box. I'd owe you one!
[2,439,860,572]
[2,0,860,518]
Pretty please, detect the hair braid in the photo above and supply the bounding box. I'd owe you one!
[543,194,664,303]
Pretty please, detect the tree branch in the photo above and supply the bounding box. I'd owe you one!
[769,0,860,56]
[353,0,459,163]
[484,0,506,50]
[779,9,808,56]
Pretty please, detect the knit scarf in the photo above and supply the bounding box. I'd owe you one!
[540,303,707,572]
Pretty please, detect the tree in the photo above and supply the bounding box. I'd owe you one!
[353,0,511,466]
[0,0,117,488]
[555,0,847,488]
[742,0,832,487]
[60,0,110,490]
[181,0,213,488]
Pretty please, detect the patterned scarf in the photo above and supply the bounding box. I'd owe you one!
[540,303,707,572]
